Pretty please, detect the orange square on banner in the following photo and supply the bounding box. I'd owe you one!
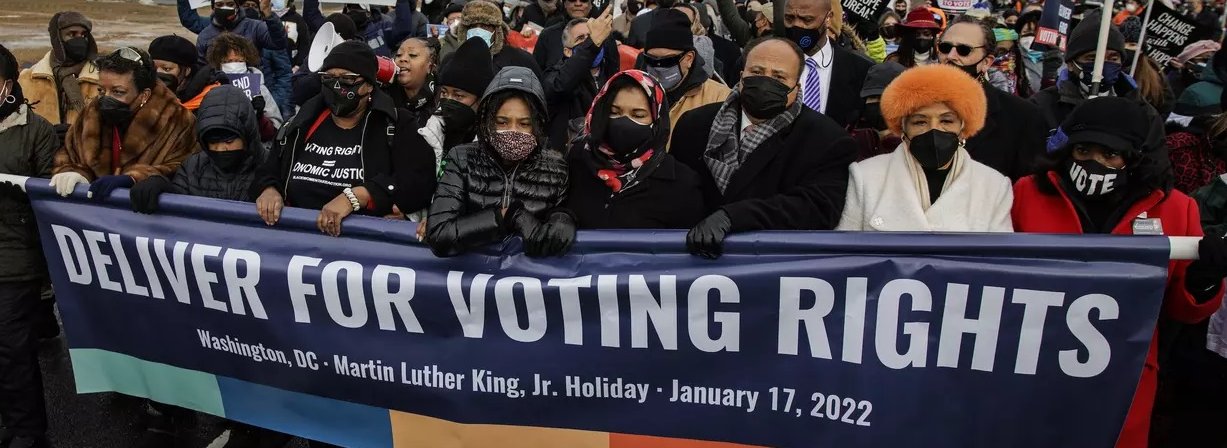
[389,410,609,448]
[608,434,764,448]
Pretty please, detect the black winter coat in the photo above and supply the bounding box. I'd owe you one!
[543,38,620,151]
[514,3,567,31]
[172,85,266,201]
[0,105,57,282]
[965,84,1048,181]
[670,103,857,231]
[425,143,569,256]
[824,46,874,129]
[250,90,437,215]
[564,143,706,229]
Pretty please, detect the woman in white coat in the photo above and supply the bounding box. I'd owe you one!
[838,63,1013,232]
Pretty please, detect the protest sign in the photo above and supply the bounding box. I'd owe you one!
[190,0,211,8]
[1141,0,1210,66]
[842,0,890,23]
[25,178,1170,448]
[936,0,973,12]
[1032,0,1074,51]
[226,73,263,100]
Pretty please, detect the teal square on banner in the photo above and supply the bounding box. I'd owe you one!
[69,348,226,417]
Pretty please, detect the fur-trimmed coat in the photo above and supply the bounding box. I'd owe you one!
[53,81,198,181]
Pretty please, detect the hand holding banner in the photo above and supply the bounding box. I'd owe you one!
[24,177,1171,448]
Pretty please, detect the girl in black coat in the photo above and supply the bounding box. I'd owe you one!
[425,66,574,257]
[565,69,705,229]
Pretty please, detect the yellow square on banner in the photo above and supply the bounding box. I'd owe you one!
[389,411,609,448]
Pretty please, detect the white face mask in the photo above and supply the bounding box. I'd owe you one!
[1020,36,1035,49]
[221,62,248,74]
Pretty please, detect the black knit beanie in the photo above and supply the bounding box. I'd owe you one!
[327,13,360,40]
[321,41,379,83]
[1065,11,1124,61]
[148,35,198,70]
[645,9,695,51]
[439,37,496,96]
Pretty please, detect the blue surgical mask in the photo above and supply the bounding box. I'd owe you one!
[271,0,287,9]
[466,28,494,47]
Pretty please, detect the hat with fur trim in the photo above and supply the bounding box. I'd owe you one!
[880,64,987,140]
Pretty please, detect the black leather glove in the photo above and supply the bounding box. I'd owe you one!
[526,212,576,257]
[503,202,541,238]
[0,181,28,204]
[1186,236,1227,302]
[129,176,171,214]
[687,210,732,259]
[87,175,135,200]
[252,96,267,118]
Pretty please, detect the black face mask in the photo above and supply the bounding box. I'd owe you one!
[948,60,982,79]
[158,72,181,91]
[1064,158,1128,200]
[628,1,643,14]
[99,96,136,128]
[740,75,793,120]
[862,102,886,130]
[436,98,477,133]
[206,149,250,173]
[245,7,262,19]
[908,129,960,169]
[62,37,90,63]
[914,37,934,54]
[604,116,654,161]
[321,83,367,118]
[215,7,240,27]
[786,25,825,53]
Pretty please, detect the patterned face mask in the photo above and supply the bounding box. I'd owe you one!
[490,130,537,162]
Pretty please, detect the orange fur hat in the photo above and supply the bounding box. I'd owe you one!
[880,64,987,140]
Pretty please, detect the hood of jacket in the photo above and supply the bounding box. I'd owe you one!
[48,11,98,67]
[476,66,547,145]
[196,84,262,158]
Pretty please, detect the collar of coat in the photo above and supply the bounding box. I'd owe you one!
[0,104,29,133]
[1043,170,1167,234]
[29,51,100,83]
[64,81,197,180]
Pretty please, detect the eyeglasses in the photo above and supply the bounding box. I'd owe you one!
[643,53,685,68]
[114,47,145,66]
[938,42,984,57]
[318,72,365,87]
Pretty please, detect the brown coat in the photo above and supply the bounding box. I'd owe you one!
[668,79,731,147]
[18,51,101,126]
[53,81,198,181]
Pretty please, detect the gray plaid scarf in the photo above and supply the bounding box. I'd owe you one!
[703,90,802,194]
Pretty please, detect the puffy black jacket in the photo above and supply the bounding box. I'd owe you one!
[170,85,265,200]
[425,66,569,257]
[0,104,57,282]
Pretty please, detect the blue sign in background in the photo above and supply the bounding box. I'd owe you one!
[26,178,1169,448]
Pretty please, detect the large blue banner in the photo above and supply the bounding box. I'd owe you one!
[24,177,1169,447]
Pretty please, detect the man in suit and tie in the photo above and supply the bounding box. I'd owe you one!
[781,0,873,128]
[670,37,857,259]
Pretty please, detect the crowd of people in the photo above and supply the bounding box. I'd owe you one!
[4,0,1227,446]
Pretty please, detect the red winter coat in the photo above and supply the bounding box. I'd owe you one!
[1012,172,1225,448]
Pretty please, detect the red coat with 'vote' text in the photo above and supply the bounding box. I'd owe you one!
[1012,172,1225,448]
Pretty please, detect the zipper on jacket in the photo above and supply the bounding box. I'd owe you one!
[501,165,521,209]
[282,128,303,196]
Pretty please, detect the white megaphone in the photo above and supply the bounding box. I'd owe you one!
[307,22,346,72]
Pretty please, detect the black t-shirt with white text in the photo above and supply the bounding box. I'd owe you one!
[286,116,366,210]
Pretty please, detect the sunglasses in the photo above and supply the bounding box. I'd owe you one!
[114,47,145,65]
[643,53,685,68]
[938,42,984,57]
[318,72,366,87]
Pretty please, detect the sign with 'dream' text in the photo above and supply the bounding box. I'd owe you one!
[26,178,1170,448]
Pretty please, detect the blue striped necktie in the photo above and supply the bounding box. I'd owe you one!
[802,57,821,112]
